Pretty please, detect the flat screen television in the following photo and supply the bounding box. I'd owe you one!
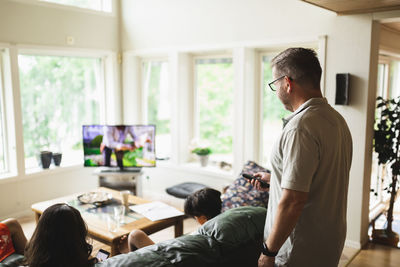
[83,125,156,169]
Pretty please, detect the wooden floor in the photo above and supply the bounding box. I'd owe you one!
[348,242,400,267]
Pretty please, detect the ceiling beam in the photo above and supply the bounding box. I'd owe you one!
[300,0,400,15]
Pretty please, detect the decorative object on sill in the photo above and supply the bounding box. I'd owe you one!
[371,96,400,247]
[219,161,232,171]
[39,151,53,169]
[52,152,62,166]
[191,147,212,167]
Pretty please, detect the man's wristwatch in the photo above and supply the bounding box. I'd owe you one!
[262,242,279,257]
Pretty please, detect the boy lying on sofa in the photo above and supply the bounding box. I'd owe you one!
[118,187,222,253]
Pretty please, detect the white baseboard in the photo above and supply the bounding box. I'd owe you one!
[344,239,362,249]
[0,209,33,221]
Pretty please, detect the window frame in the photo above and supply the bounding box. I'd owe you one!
[140,57,172,159]
[0,51,11,175]
[17,46,110,171]
[11,0,115,16]
[192,54,234,163]
[369,57,392,219]
[140,57,170,124]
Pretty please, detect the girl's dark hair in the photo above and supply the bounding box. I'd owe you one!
[184,188,222,220]
[24,203,96,267]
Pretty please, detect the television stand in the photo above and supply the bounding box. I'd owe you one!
[93,168,143,196]
[99,167,142,173]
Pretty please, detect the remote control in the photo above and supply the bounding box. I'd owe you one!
[242,173,270,188]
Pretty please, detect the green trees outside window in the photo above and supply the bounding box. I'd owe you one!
[18,55,103,168]
[195,58,233,160]
[0,57,6,173]
[143,61,171,158]
[262,56,291,166]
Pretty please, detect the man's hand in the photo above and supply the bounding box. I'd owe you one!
[250,172,271,191]
[258,254,275,267]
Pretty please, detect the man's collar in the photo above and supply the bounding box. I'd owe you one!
[282,97,327,128]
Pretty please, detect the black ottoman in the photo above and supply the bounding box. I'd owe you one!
[166,182,207,199]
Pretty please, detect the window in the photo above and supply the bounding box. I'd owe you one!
[370,59,397,211]
[261,55,291,166]
[39,0,112,12]
[0,53,8,173]
[18,54,104,169]
[194,57,234,163]
[142,60,171,159]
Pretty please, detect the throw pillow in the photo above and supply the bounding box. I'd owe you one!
[221,161,270,212]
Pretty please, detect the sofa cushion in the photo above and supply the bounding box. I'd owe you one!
[221,161,270,212]
[0,253,24,267]
[197,206,266,248]
[96,206,266,267]
[95,247,174,267]
[165,182,207,199]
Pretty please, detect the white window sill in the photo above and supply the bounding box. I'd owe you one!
[0,172,19,184]
[0,165,85,185]
[154,160,236,181]
[24,163,84,178]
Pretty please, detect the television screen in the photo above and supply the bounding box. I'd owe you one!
[83,125,156,168]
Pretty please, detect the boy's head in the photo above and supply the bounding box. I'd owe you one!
[184,187,222,225]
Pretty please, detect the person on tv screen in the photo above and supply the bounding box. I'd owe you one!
[101,125,138,168]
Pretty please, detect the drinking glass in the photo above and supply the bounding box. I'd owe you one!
[106,213,118,232]
[114,205,126,225]
[120,190,131,211]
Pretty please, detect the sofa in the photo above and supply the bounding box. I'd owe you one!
[0,206,267,267]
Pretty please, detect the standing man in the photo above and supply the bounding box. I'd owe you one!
[252,48,352,267]
[101,125,137,168]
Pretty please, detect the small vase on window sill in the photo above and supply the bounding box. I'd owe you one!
[39,151,53,169]
[191,147,212,167]
[52,152,62,167]
[199,155,209,167]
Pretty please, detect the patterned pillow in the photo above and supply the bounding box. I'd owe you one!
[221,161,270,212]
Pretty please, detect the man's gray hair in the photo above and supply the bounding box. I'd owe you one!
[271,48,322,89]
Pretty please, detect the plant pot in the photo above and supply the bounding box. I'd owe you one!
[199,155,209,167]
[52,153,62,167]
[372,229,400,247]
[40,151,53,169]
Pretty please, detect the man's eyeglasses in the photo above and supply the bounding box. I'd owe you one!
[267,75,286,92]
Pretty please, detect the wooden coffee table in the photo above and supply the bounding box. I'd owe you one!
[31,187,184,256]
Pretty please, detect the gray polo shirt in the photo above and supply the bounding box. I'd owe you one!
[264,97,353,267]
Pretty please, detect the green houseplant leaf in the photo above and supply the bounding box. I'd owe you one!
[373,96,400,237]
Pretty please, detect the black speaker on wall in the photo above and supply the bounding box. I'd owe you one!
[335,73,350,105]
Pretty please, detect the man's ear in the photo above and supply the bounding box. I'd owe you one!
[285,76,293,93]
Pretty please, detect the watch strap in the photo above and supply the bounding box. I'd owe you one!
[262,242,278,257]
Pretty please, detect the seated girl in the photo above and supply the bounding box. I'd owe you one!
[1,203,97,267]
[121,187,222,252]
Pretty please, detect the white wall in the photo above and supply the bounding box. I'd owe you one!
[0,167,98,220]
[0,0,120,219]
[120,0,382,248]
[0,0,119,50]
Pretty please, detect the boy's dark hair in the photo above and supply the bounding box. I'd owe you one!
[24,203,96,267]
[271,47,322,90]
[184,188,222,220]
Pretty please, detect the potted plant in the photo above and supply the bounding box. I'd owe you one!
[372,96,400,246]
[192,147,212,167]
